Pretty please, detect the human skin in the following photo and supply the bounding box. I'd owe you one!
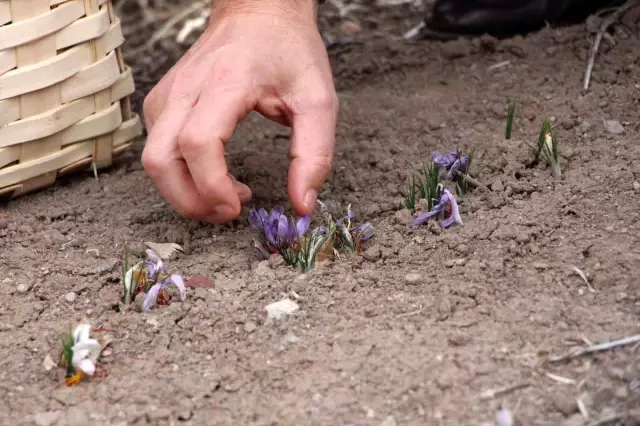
[141,0,338,224]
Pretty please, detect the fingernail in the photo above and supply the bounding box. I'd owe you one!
[303,189,318,211]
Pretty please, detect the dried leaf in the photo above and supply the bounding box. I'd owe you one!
[144,242,183,259]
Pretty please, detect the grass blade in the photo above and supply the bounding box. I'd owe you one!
[506,101,516,139]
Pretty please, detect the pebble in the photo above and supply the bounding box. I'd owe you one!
[441,39,472,59]
[394,209,413,225]
[265,299,299,320]
[491,180,505,192]
[2,277,13,285]
[380,416,397,426]
[244,321,257,333]
[362,247,382,262]
[404,273,423,286]
[615,385,629,399]
[64,292,77,303]
[553,392,578,416]
[17,283,30,294]
[533,262,549,270]
[85,248,100,258]
[147,408,172,421]
[633,181,640,191]
[603,120,624,135]
[34,411,61,426]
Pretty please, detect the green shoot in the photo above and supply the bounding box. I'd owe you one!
[61,329,75,377]
[455,148,474,197]
[535,119,561,180]
[416,162,441,210]
[506,101,516,139]
[404,174,417,212]
[298,225,336,273]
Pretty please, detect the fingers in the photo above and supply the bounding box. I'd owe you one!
[177,87,256,222]
[288,91,338,215]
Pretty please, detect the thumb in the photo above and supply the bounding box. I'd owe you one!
[288,95,338,215]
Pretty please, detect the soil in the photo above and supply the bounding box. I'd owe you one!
[1,1,639,425]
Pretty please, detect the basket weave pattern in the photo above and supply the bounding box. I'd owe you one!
[0,0,140,197]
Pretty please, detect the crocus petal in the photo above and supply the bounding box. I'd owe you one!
[143,283,163,312]
[408,210,441,227]
[276,215,290,246]
[77,359,96,376]
[73,324,91,344]
[355,223,375,242]
[167,273,186,301]
[248,209,264,232]
[295,215,311,239]
[439,189,463,228]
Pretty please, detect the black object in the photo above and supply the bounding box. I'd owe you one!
[424,0,626,37]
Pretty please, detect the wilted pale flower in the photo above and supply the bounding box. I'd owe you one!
[432,150,469,181]
[143,273,186,312]
[409,188,462,229]
[71,324,101,377]
[353,223,375,242]
[144,249,164,281]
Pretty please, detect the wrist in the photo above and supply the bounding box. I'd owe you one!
[212,0,320,21]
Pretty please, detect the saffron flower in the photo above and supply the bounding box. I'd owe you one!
[143,273,186,312]
[409,187,463,229]
[61,324,102,386]
[334,206,375,252]
[248,206,311,262]
[432,150,469,181]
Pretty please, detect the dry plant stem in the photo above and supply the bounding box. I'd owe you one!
[549,333,640,362]
[551,162,562,180]
[145,0,210,50]
[583,0,639,91]
[480,382,530,400]
[454,171,490,191]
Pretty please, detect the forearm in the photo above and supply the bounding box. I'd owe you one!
[213,0,321,20]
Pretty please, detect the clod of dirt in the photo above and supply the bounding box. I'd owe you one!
[440,39,473,59]
[265,299,299,320]
[404,273,424,286]
[491,180,505,192]
[552,392,579,416]
[16,283,29,294]
[563,413,585,426]
[603,120,625,135]
[244,321,257,333]
[64,292,77,303]
[33,411,61,426]
[633,181,640,191]
[362,247,382,262]
[394,209,413,225]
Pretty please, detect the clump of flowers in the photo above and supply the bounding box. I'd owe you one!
[432,149,475,195]
[408,184,463,229]
[121,248,186,312]
[60,324,102,386]
[248,204,374,272]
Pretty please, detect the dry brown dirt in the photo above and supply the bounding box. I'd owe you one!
[1,1,639,426]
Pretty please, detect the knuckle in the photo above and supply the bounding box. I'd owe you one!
[177,128,207,158]
[140,149,165,177]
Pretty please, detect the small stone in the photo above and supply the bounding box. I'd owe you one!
[441,39,472,59]
[340,20,361,35]
[64,292,77,303]
[533,262,549,270]
[244,321,257,333]
[85,248,100,258]
[489,194,505,209]
[362,247,382,262]
[42,354,56,372]
[265,299,299,320]
[404,273,423,286]
[603,120,624,135]
[563,414,585,426]
[491,180,505,192]
[561,119,577,130]
[17,283,30,294]
[2,277,13,285]
[395,209,413,225]
[615,386,628,399]
[380,416,397,426]
[553,393,578,416]
[147,408,171,421]
[268,254,285,269]
[616,292,628,302]
[633,181,640,191]
[578,120,592,134]
[34,411,62,426]
[146,317,159,328]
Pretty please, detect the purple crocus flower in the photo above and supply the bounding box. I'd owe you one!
[432,151,469,181]
[354,223,375,242]
[248,206,310,254]
[143,273,186,312]
[409,189,463,229]
[144,249,164,281]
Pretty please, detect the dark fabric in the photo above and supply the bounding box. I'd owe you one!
[425,0,626,37]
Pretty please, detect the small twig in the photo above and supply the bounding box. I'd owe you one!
[577,396,589,419]
[146,1,209,51]
[480,382,530,400]
[549,334,640,362]
[455,171,490,191]
[545,372,577,385]
[583,0,639,91]
[573,267,596,293]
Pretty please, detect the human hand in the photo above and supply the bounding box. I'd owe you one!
[141,0,338,224]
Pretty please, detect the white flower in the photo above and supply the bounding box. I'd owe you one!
[124,261,144,296]
[71,324,101,376]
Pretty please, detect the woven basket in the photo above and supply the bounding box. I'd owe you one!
[0,0,141,197]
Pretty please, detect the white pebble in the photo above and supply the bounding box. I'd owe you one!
[64,292,77,303]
